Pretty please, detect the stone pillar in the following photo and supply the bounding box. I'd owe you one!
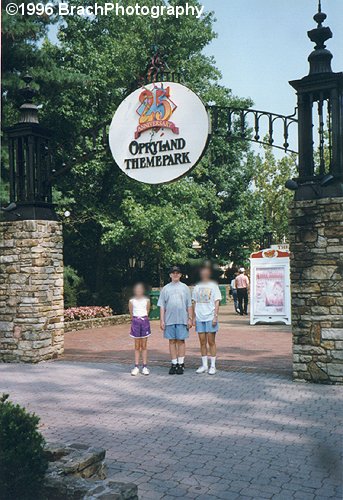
[289,197,343,384]
[0,220,64,362]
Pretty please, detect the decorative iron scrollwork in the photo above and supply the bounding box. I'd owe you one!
[208,106,298,154]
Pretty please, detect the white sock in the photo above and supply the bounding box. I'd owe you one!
[178,356,184,365]
[172,358,177,365]
[211,356,216,368]
[202,356,208,368]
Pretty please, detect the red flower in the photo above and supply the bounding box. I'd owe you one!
[64,306,114,322]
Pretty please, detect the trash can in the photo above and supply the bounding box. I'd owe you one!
[149,289,160,320]
[219,285,227,305]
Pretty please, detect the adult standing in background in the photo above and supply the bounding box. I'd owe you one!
[235,268,249,316]
[158,266,192,375]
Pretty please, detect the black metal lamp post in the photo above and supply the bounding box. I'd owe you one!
[128,256,136,284]
[137,259,144,269]
[259,214,273,250]
[1,75,56,221]
[264,231,273,249]
[128,257,136,269]
[289,1,343,200]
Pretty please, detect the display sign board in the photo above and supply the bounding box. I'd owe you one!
[250,248,291,325]
[109,82,210,184]
[271,243,290,252]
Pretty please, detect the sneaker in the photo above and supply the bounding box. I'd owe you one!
[131,366,140,376]
[196,365,208,374]
[176,363,184,375]
[208,366,216,375]
[169,363,177,375]
[142,366,150,376]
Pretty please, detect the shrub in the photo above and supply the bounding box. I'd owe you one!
[64,305,114,322]
[64,265,84,308]
[0,394,48,499]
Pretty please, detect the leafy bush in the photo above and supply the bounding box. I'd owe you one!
[0,394,48,499]
[64,265,84,308]
[64,305,114,322]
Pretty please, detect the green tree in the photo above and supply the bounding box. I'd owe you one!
[34,0,258,297]
[1,0,57,124]
[2,1,292,307]
[1,0,58,203]
[251,147,297,244]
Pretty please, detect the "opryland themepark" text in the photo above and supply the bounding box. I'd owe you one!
[125,138,191,169]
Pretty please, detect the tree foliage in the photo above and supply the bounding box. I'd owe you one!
[1,0,293,307]
[252,147,297,243]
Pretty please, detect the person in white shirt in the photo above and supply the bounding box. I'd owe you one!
[129,283,151,376]
[192,263,222,375]
[230,272,239,314]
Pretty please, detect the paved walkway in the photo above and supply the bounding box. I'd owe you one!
[63,305,292,375]
[1,362,342,500]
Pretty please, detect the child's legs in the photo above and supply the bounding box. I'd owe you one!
[198,333,208,356]
[207,333,216,357]
[134,339,141,365]
[141,338,148,365]
[176,339,185,359]
[169,339,177,360]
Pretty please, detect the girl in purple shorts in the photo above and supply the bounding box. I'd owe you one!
[129,283,151,376]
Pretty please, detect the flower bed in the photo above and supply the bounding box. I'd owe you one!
[64,306,113,322]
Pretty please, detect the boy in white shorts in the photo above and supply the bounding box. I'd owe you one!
[192,263,222,375]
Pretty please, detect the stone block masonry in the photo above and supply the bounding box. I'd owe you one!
[65,314,131,333]
[289,197,343,384]
[0,220,64,362]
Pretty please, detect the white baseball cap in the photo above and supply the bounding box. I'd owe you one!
[239,267,245,272]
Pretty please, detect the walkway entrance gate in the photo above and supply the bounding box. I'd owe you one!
[1,4,342,383]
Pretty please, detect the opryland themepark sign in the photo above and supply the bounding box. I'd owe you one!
[109,82,210,184]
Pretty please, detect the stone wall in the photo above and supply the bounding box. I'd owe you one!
[0,220,64,362]
[65,314,131,333]
[44,442,138,499]
[289,197,343,384]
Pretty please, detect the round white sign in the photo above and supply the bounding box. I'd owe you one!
[109,82,210,184]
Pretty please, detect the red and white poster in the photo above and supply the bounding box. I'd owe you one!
[250,248,291,325]
[254,267,286,316]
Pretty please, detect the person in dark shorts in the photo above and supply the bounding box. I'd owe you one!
[129,283,151,376]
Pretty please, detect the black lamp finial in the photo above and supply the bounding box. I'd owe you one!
[307,0,333,74]
[18,73,39,124]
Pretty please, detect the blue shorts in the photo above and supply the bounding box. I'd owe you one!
[196,320,219,333]
[164,324,189,340]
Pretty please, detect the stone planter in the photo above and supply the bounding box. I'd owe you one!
[65,315,131,333]
[43,442,138,499]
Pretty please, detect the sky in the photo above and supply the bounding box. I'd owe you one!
[201,0,343,116]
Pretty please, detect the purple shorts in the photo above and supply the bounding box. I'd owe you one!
[130,316,151,339]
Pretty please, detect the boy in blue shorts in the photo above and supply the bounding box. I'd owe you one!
[158,266,192,375]
[192,262,222,375]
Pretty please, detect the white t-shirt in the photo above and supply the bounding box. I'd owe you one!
[192,281,222,322]
[130,297,149,317]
